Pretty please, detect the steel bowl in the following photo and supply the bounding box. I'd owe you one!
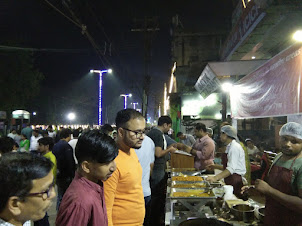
[231,204,255,223]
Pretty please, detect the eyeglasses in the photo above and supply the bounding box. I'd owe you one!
[122,128,145,138]
[26,183,54,200]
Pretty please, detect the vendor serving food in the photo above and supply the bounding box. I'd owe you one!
[206,125,246,198]
[242,122,302,226]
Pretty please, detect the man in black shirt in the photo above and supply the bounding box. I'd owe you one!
[147,116,176,226]
[52,128,75,210]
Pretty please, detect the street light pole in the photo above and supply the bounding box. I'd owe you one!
[120,94,132,109]
[131,102,139,109]
[90,69,112,126]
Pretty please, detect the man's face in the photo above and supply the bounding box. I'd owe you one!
[33,131,39,137]
[194,129,203,138]
[280,135,302,156]
[18,171,55,222]
[38,143,48,154]
[121,118,146,149]
[246,141,254,149]
[220,132,227,143]
[178,134,185,140]
[89,160,117,181]
[163,123,172,133]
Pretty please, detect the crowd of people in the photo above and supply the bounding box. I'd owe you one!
[0,110,301,226]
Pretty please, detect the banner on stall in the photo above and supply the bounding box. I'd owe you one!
[231,43,302,119]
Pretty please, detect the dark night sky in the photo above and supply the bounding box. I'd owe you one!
[1,0,234,124]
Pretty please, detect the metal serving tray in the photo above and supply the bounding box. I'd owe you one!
[171,180,210,189]
[170,188,215,199]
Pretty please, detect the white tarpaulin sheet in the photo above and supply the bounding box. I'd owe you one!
[231,43,302,119]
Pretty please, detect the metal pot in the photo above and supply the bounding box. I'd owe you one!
[179,218,231,226]
[231,204,255,223]
[255,207,265,222]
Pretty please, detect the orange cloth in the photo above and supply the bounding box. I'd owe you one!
[104,148,145,226]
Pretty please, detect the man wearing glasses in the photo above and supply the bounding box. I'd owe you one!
[0,152,55,226]
[103,109,146,226]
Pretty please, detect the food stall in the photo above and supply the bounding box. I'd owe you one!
[165,168,265,225]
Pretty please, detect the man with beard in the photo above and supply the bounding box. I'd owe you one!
[242,122,302,225]
[103,109,146,226]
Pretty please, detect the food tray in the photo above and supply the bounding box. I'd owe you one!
[171,168,196,172]
[170,188,215,199]
[171,180,210,189]
[171,171,200,177]
[171,175,204,182]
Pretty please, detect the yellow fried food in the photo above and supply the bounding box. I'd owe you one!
[171,192,212,198]
[172,183,206,188]
[172,176,204,182]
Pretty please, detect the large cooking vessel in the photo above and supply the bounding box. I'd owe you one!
[255,207,265,222]
[179,218,231,226]
[231,204,255,223]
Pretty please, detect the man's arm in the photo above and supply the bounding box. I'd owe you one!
[103,168,119,226]
[255,179,302,213]
[189,135,196,146]
[65,144,76,178]
[206,169,231,182]
[154,146,176,158]
[194,141,214,160]
[56,203,90,226]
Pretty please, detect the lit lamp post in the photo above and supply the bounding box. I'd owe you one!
[293,30,302,42]
[131,102,139,109]
[120,93,132,109]
[90,68,112,125]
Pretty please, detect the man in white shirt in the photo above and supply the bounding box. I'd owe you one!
[176,132,196,147]
[68,129,80,165]
[206,125,246,198]
[30,129,43,153]
[135,135,155,226]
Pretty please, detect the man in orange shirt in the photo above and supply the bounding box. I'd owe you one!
[103,109,145,226]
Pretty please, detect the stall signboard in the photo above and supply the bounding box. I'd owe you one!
[231,43,302,119]
[220,1,266,60]
[194,65,220,99]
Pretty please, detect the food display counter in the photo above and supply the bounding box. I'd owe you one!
[165,169,265,226]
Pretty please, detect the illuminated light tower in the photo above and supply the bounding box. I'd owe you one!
[67,112,76,125]
[90,69,112,125]
[131,102,139,109]
[120,93,132,109]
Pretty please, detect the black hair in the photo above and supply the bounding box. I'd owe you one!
[38,137,54,151]
[115,109,144,129]
[75,130,118,165]
[195,123,207,132]
[59,128,72,139]
[72,129,80,138]
[176,132,183,137]
[158,116,172,126]
[0,152,52,212]
[101,124,114,135]
[0,137,15,154]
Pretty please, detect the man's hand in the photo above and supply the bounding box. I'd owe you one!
[206,164,216,171]
[254,179,271,195]
[167,145,177,153]
[206,175,217,183]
